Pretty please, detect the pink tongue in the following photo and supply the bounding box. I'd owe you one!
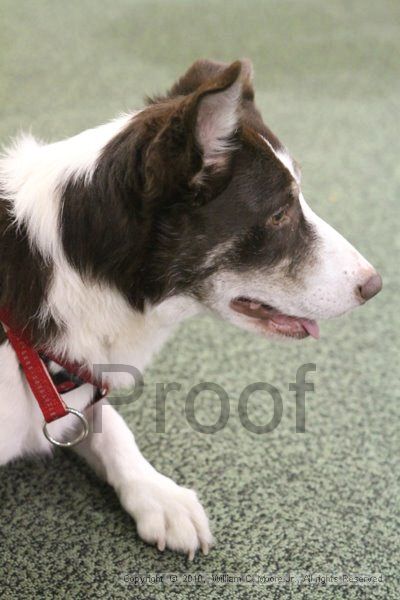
[299,318,320,339]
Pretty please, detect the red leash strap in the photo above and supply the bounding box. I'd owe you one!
[1,321,68,422]
[43,350,105,393]
[0,309,108,447]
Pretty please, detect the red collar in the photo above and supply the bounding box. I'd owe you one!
[0,308,108,447]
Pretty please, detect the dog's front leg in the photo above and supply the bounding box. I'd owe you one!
[73,398,212,558]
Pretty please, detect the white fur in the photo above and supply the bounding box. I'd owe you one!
[74,397,212,558]
[297,193,375,317]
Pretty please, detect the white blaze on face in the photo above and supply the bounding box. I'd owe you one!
[259,135,300,184]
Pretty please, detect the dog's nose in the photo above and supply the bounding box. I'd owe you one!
[359,273,382,302]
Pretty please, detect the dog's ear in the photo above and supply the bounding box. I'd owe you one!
[168,58,254,101]
[188,59,255,179]
[144,60,252,201]
[190,60,244,167]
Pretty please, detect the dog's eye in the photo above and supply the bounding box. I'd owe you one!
[269,206,289,227]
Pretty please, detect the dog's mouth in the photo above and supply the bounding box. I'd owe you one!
[230,296,320,339]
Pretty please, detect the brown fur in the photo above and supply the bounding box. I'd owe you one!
[0,200,59,346]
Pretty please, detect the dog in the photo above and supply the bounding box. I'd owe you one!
[0,59,382,558]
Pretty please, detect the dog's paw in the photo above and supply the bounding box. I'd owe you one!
[119,475,213,559]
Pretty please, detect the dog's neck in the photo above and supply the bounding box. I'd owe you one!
[0,114,202,384]
[51,288,201,388]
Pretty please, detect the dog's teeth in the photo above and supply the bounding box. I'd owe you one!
[249,302,261,310]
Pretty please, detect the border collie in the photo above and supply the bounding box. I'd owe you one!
[0,59,382,558]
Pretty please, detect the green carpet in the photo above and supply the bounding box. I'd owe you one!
[0,1,399,598]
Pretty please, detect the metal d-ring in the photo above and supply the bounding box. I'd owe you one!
[43,407,89,448]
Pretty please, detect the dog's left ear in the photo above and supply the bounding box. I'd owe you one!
[188,60,252,168]
[190,60,248,169]
[168,57,254,103]
[144,60,252,200]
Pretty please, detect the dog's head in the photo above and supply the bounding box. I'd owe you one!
[132,58,381,339]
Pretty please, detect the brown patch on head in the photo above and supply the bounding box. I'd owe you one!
[61,57,316,312]
[61,61,249,310]
[136,58,277,204]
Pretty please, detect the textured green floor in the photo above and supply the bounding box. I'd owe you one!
[0,1,399,598]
